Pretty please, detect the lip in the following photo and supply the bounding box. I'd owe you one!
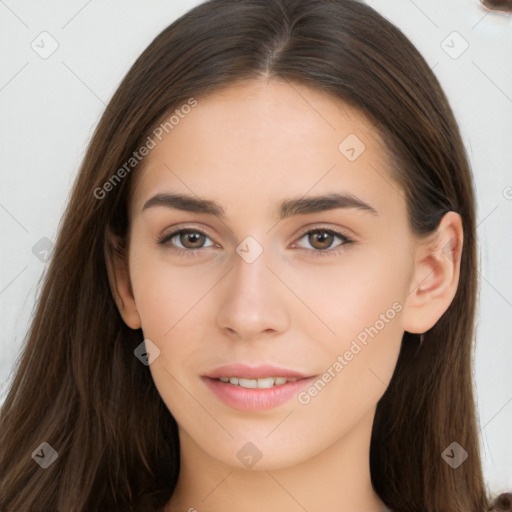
[202,363,316,411]
[204,363,311,380]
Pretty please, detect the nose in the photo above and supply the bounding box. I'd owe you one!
[215,240,290,341]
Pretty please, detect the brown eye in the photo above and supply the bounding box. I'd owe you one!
[178,231,206,249]
[292,228,353,255]
[308,231,336,250]
[157,229,214,251]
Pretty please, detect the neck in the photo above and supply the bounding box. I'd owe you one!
[166,408,387,512]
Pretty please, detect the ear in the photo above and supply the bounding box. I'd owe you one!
[104,228,142,330]
[402,211,463,334]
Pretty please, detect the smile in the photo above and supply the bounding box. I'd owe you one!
[217,376,298,388]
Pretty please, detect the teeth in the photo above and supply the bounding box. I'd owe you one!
[217,376,298,389]
[238,378,258,388]
[253,377,274,389]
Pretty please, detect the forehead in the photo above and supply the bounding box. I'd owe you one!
[129,78,398,219]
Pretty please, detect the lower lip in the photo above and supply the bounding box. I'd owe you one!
[203,376,316,411]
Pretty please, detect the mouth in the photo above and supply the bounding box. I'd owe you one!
[216,376,298,388]
[202,364,316,410]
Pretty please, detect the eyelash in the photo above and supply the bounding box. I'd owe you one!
[156,226,354,258]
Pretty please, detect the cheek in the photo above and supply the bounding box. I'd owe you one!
[129,246,219,340]
[285,250,407,402]
[128,248,220,411]
[284,247,407,343]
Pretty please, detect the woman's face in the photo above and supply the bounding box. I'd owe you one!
[122,78,418,470]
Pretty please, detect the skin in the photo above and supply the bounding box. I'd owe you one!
[109,77,463,512]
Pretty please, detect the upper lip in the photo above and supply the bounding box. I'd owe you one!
[204,363,312,380]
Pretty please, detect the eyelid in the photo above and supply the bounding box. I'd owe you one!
[156,224,217,249]
[293,223,354,242]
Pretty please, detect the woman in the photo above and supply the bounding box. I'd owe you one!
[0,0,507,510]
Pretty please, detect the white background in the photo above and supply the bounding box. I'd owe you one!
[1,0,511,494]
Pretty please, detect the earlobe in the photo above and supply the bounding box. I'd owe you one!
[402,211,463,334]
[104,230,142,330]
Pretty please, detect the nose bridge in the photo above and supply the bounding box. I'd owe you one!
[215,234,289,339]
[234,235,271,292]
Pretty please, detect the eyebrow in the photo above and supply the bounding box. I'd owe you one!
[141,192,378,218]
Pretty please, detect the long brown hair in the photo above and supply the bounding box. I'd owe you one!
[0,0,501,510]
